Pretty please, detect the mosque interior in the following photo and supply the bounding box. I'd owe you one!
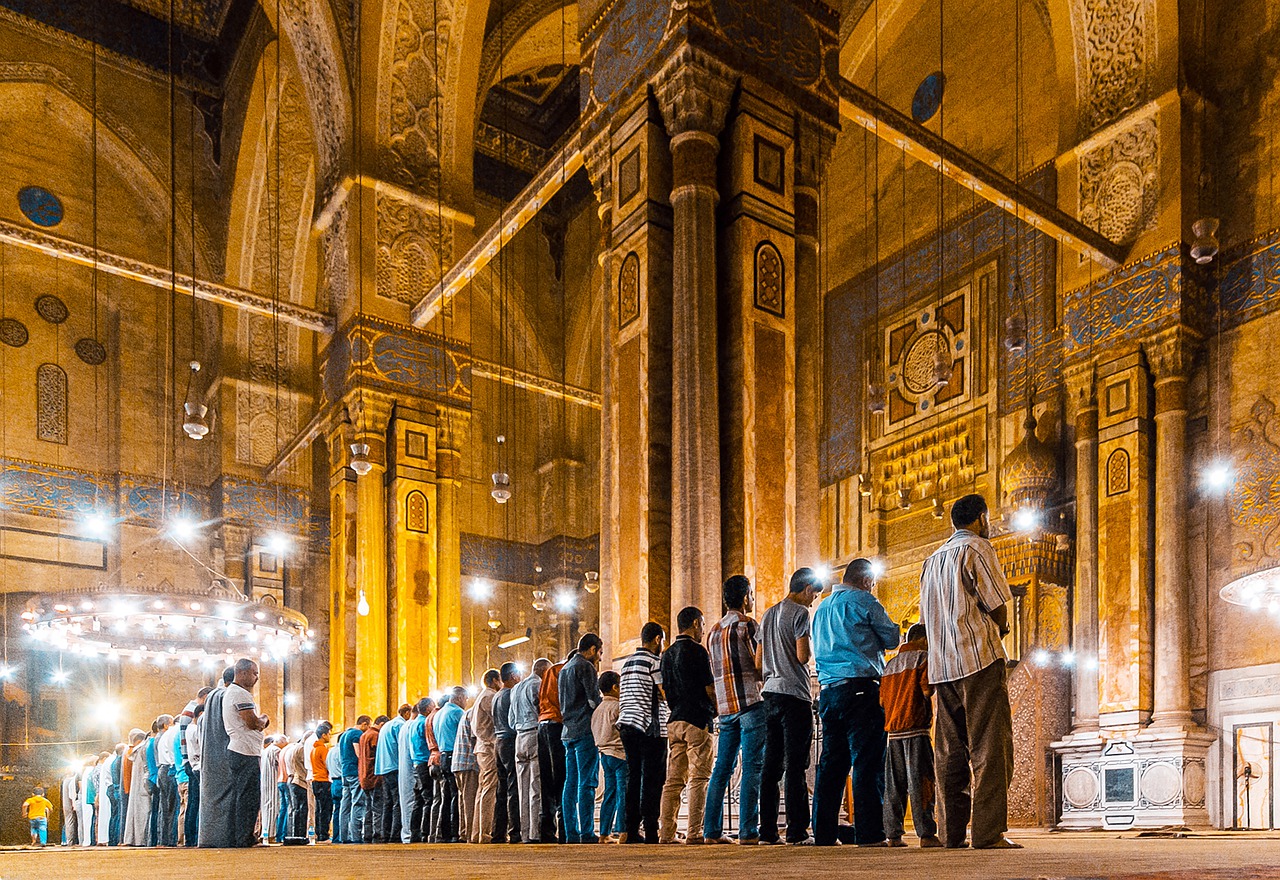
[0,0,1279,841]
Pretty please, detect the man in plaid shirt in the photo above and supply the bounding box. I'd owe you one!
[703,575,765,844]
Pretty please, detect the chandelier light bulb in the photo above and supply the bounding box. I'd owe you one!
[1190,217,1220,265]
[583,571,600,594]
[182,402,210,440]
[447,626,460,645]
[1012,507,1041,533]
[357,590,371,617]
[491,472,512,504]
[169,516,198,542]
[349,442,374,476]
[82,512,112,540]
[554,591,578,614]
[1200,459,1233,494]
[264,532,291,556]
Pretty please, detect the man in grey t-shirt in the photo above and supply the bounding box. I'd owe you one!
[756,567,822,844]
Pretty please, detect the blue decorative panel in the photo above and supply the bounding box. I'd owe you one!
[0,458,106,517]
[1061,243,1181,359]
[1218,229,1280,330]
[912,72,945,123]
[220,476,309,533]
[17,186,63,227]
[337,318,472,407]
[591,0,671,103]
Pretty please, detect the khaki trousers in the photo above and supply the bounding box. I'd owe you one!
[659,721,714,843]
[933,660,1014,848]
[474,749,500,844]
[177,782,189,846]
[455,769,479,844]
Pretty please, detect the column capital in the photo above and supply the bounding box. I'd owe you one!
[1143,326,1200,385]
[795,117,837,192]
[583,131,613,209]
[1064,361,1098,412]
[654,46,736,140]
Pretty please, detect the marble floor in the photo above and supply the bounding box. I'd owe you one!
[3,831,1280,880]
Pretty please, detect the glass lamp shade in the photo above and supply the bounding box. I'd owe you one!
[491,472,512,503]
[1003,314,1027,353]
[931,344,952,388]
[182,402,210,440]
[486,610,502,630]
[357,590,371,616]
[1190,217,1220,265]
[531,590,548,612]
[349,442,373,476]
[867,380,888,415]
[583,571,600,594]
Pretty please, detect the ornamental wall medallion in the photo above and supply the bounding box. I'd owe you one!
[18,186,63,227]
[75,338,107,365]
[618,252,640,328]
[879,279,972,428]
[0,317,28,347]
[35,294,69,324]
[754,242,784,317]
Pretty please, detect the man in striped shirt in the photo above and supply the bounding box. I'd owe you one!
[918,493,1019,850]
[617,621,668,843]
[703,575,765,844]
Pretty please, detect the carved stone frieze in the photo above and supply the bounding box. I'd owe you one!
[1079,116,1159,245]
[321,201,351,313]
[382,0,455,191]
[375,191,452,306]
[1229,396,1280,569]
[1143,326,1198,383]
[1072,0,1153,133]
[279,0,350,188]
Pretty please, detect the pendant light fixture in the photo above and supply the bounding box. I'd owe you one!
[181,361,210,439]
[349,441,374,476]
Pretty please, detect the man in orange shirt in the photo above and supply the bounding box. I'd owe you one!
[310,722,334,842]
[354,716,386,843]
[537,654,568,842]
[880,623,940,847]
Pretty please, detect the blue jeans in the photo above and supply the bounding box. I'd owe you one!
[703,704,766,840]
[598,754,627,836]
[330,779,345,842]
[339,777,359,843]
[561,736,599,842]
[351,783,371,843]
[30,817,47,845]
[275,782,290,841]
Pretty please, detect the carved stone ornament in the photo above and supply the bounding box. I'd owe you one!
[376,191,449,306]
[383,0,456,190]
[1229,396,1280,568]
[618,252,641,328]
[654,47,736,138]
[0,317,28,347]
[1079,116,1159,245]
[1073,0,1152,133]
[1106,447,1130,496]
[1143,326,1198,382]
[36,363,68,444]
[754,241,784,316]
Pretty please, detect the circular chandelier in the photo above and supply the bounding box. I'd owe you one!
[21,581,311,666]
[1220,567,1280,614]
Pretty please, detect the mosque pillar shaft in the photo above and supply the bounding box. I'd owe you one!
[1069,365,1100,732]
[1147,331,1195,727]
[433,407,466,691]
[590,149,618,655]
[353,412,390,716]
[657,53,734,621]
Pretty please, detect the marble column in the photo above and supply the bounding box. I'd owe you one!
[656,50,735,619]
[1147,329,1195,728]
[354,414,389,715]
[435,407,466,689]
[1069,364,1100,731]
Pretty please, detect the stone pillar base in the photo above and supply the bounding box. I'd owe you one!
[1052,727,1214,830]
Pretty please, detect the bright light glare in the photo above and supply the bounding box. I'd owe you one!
[468,579,494,602]
[82,512,112,540]
[869,558,886,579]
[51,668,70,684]
[264,532,291,556]
[1061,650,1076,667]
[1032,649,1050,666]
[465,685,479,698]
[0,664,17,680]
[1201,459,1233,493]
[1012,508,1041,532]
[498,635,531,649]
[284,693,299,707]
[812,564,831,584]
[169,516,198,541]
[553,591,577,613]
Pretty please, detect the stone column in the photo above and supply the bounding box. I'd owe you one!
[327,425,357,725]
[1068,364,1100,732]
[794,122,833,569]
[353,398,390,716]
[585,136,617,655]
[435,407,466,689]
[656,50,735,620]
[1147,329,1195,728]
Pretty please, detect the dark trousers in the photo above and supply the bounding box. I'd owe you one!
[158,765,179,846]
[226,751,261,848]
[183,769,199,846]
[432,752,458,841]
[537,721,566,842]
[289,782,309,839]
[813,679,886,846]
[618,726,666,843]
[883,734,938,841]
[313,781,334,841]
[933,660,1014,848]
[411,762,434,843]
[109,792,123,845]
[146,780,159,845]
[494,736,520,843]
[760,692,814,843]
[377,770,399,843]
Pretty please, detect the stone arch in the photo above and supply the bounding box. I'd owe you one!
[476,0,581,101]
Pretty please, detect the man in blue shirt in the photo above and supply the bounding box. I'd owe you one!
[431,688,466,842]
[337,716,370,844]
[407,697,436,842]
[811,557,900,847]
[375,704,411,844]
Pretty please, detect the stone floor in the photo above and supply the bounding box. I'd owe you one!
[2,831,1280,880]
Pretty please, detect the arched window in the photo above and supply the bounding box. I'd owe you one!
[407,490,429,533]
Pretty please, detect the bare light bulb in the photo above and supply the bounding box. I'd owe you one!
[357,590,370,617]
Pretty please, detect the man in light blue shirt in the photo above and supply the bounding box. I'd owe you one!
[397,704,419,842]
[811,558,899,847]
[325,733,345,843]
[431,688,466,842]
[374,704,411,845]
[511,661,546,843]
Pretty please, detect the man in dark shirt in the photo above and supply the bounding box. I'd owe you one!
[559,633,603,843]
[492,662,522,844]
[658,606,716,844]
